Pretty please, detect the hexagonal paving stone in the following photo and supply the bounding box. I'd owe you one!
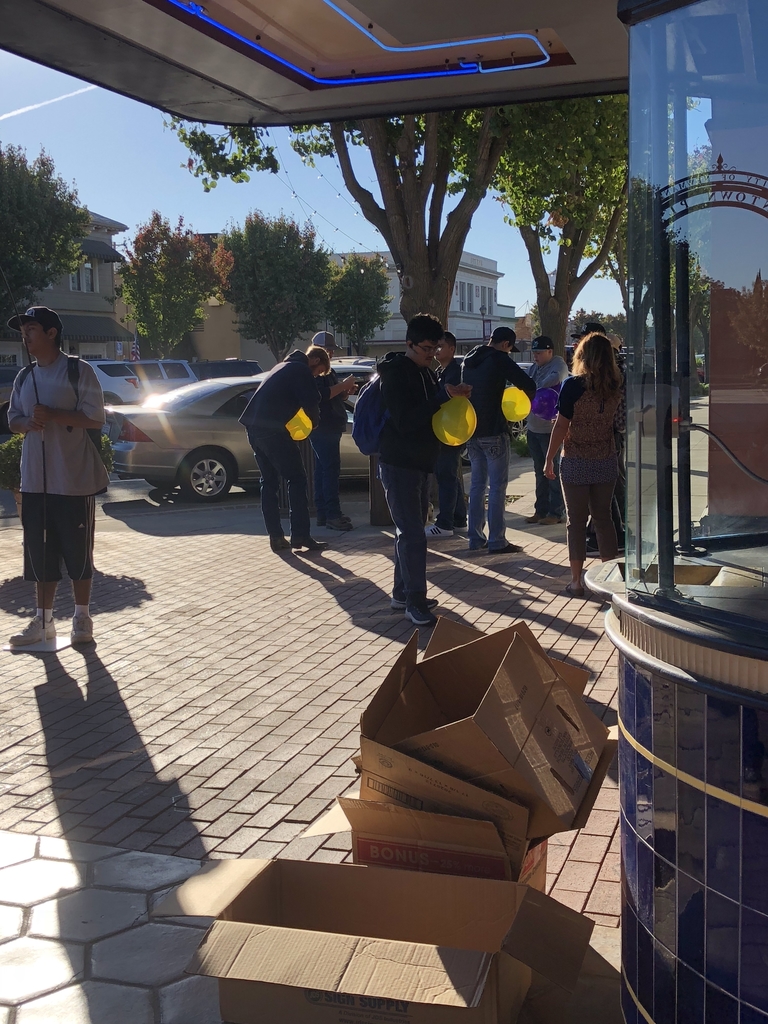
[0,905,23,944]
[0,859,83,906]
[0,1006,9,1024]
[92,923,205,987]
[159,975,222,1024]
[38,836,124,863]
[30,888,147,942]
[16,981,154,1024]
[0,831,36,870]
[93,852,200,892]
[0,937,84,1004]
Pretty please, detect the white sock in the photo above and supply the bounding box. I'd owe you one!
[75,604,89,619]
[38,608,53,625]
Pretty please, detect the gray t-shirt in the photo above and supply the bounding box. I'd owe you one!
[526,355,569,434]
[8,352,109,495]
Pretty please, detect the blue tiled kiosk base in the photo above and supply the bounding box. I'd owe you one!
[605,602,768,1024]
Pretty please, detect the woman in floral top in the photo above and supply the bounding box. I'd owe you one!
[545,333,624,597]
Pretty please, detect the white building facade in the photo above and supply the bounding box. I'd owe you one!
[336,250,515,352]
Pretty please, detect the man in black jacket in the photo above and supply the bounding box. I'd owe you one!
[378,315,471,627]
[308,333,357,531]
[426,331,467,539]
[462,327,536,553]
[240,350,326,553]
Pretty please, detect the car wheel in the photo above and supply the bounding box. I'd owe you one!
[178,448,235,502]
[103,393,122,405]
[507,420,526,441]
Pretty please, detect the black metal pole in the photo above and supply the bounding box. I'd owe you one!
[653,190,676,594]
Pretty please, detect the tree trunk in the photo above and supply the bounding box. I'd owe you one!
[330,113,510,338]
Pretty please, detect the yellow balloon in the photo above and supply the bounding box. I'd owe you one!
[432,396,477,446]
[286,408,313,441]
[502,386,532,422]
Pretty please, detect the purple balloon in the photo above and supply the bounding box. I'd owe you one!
[530,387,559,421]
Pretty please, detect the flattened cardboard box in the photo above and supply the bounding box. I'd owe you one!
[155,857,593,1024]
[361,622,616,836]
[359,736,530,876]
[301,797,547,889]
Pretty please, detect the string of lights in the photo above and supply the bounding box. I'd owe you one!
[268,131,379,255]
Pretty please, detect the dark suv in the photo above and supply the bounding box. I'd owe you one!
[190,359,263,380]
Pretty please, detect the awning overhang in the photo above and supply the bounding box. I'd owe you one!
[0,0,629,128]
[60,315,134,343]
[80,240,124,263]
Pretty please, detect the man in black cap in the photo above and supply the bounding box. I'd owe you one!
[6,306,108,647]
[524,336,569,526]
[461,327,536,553]
[308,332,357,530]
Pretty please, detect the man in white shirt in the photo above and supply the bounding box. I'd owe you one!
[7,306,108,646]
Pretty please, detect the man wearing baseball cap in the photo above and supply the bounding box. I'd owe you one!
[524,336,569,526]
[6,306,108,646]
[461,326,536,553]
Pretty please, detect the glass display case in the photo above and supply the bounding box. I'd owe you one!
[622,0,768,639]
[602,5,768,1024]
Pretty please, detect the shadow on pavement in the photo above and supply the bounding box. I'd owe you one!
[32,648,206,1024]
[0,571,152,619]
[284,550,480,642]
[34,648,205,858]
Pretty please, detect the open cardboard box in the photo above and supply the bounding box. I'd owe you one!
[156,857,593,1024]
[361,621,617,837]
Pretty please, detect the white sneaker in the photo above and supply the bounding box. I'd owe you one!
[425,524,454,538]
[9,615,56,647]
[71,614,94,644]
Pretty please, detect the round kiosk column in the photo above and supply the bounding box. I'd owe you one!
[603,593,768,1024]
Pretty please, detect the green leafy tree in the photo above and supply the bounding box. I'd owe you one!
[494,96,629,354]
[326,254,391,355]
[0,144,90,322]
[570,308,628,338]
[223,212,331,361]
[119,212,233,358]
[172,110,514,327]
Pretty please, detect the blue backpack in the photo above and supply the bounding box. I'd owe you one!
[352,375,389,456]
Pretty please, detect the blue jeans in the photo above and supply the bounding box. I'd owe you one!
[434,444,466,529]
[378,461,429,604]
[310,431,342,520]
[248,429,311,541]
[467,433,509,550]
[527,430,564,518]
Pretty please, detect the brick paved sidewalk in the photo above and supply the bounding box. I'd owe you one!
[0,460,620,943]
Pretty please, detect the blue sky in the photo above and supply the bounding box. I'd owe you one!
[0,50,624,315]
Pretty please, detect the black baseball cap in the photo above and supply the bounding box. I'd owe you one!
[7,306,63,335]
[491,326,518,352]
[312,331,336,349]
[531,336,554,351]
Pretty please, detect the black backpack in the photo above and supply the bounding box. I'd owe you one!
[18,355,104,451]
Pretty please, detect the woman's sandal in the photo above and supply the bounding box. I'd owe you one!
[564,582,586,598]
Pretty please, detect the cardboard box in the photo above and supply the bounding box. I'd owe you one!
[156,857,593,1024]
[302,796,547,889]
[360,735,530,876]
[361,623,616,835]
[340,798,512,881]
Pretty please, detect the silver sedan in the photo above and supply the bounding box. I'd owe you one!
[110,376,369,502]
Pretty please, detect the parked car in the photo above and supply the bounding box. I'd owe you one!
[189,359,263,380]
[111,377,369,501]
[91,361,142,405]
[128,360,197,394]
[330,359,376,393]
[0,365,20,434]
